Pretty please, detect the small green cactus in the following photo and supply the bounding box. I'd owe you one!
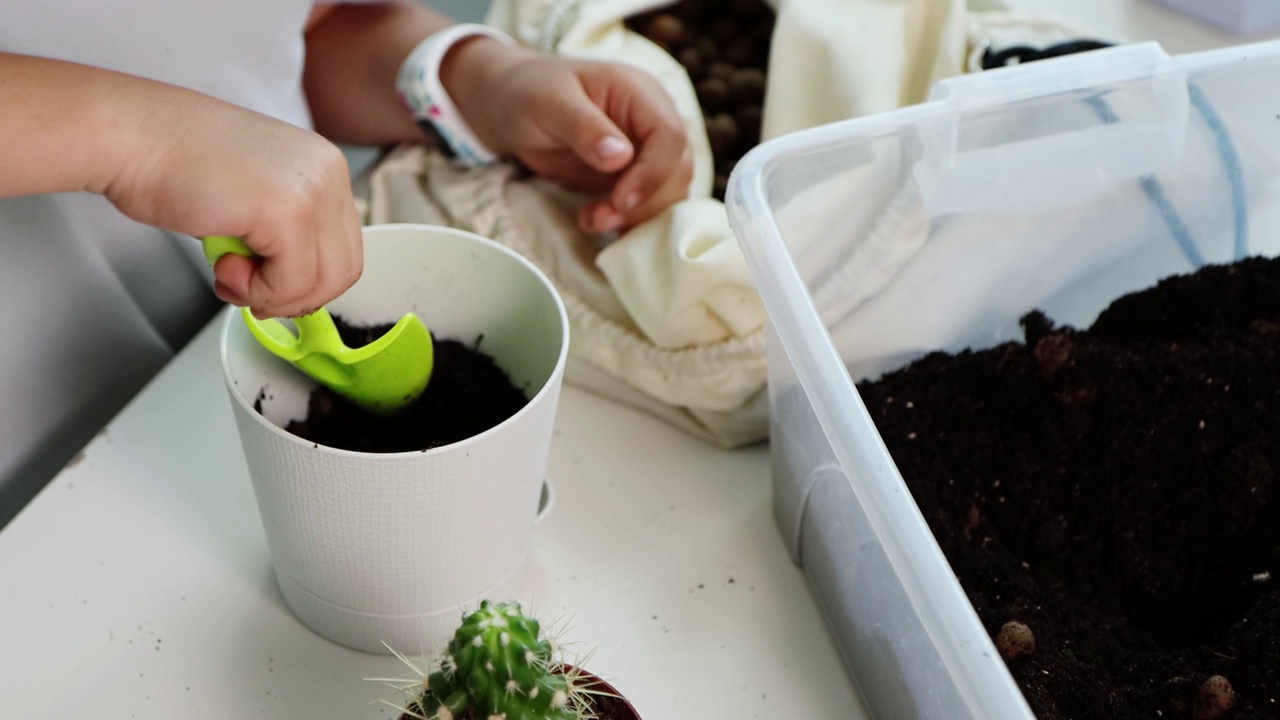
[403,600,590,720]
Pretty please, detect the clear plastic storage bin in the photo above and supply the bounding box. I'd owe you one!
[726,40,1280,720]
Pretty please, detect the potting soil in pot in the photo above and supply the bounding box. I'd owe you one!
[626,0,774,201]
[273,315,528,453]
[858,257,1280,719]
[584,692,638,720]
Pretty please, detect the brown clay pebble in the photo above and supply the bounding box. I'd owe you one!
[644,14,685,47]
[733,0,768,18]
[694,36,720,62]
[710,17,738,45]
[994,621,1036,660]
[705,113,740,158]
[729,67,767,104]
[1033,333,1074,376]
[736,104,763,143]
[1192,675,1235,720]
[676,46,703,76]
[674,1,701,24]
[706,134,730,162]
[696,77,730,112]
[723,37,757,66]
[706,61,736,83]
[712,112,739,146]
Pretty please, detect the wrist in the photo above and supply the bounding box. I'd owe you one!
[78,86,131,196]
[96,75,210,199]
[439,37,522,153]
[395,24,517,165]
[0,54,149,198]
[82,70,173,198]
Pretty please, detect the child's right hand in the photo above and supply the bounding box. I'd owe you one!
[103,89,364,319]
[107,98,364,319]
[1,53,363,319]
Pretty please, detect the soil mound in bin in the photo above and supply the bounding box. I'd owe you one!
[858,257,1280,719]
[273,316,528,453]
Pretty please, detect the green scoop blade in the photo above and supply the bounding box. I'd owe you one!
[203,235,433,414]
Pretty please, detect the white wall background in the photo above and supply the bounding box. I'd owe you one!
[423,0,491,24]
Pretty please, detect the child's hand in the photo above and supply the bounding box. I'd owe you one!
[103,88,364,319]
[0,53,363,320]
[444,40,693,234]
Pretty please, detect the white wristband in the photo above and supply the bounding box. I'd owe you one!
[395,24,516,166]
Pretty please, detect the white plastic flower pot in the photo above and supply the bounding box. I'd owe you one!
[220,223,569,654]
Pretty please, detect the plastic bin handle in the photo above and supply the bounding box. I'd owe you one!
[927,41,1179,109]
[914,42,1190,216]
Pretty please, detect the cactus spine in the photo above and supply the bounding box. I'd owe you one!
[409,600,585,720]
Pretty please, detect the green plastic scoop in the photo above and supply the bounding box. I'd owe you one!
[202,235,433,414]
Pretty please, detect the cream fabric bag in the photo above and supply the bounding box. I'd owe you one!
[364,0,1095,447]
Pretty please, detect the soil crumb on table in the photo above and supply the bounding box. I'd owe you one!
[859,257,1280,719]
[280,316,528,453]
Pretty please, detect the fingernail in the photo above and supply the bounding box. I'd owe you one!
[597,209,625,232]
[622,192,641,212]
[596,136,630,160]
[214,282,247,307]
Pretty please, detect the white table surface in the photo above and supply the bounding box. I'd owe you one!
[1,4,1268,720]
[0,312,862,719]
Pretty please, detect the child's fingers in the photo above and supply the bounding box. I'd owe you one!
[575,110,691,232]
[589,67,692,227]
[578,140,688,234]
[609,129,692,228]
[212,257,254,306]
[579,200,627,234]
[540,84,635,175]
[222,162,361,318]
[525,60,692,233]
[522,150,617,191]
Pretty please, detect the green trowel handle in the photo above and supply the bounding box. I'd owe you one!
[200,235,350,363]
[201,234,255,266]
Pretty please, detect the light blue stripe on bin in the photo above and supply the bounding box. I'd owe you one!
[1084,81,1248,269]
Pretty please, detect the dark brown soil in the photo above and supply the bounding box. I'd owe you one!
[399,669,640,720]
[398,697,635,720]
[278,316,528,453]
[858,257,1280,719]
[582,690,641,720]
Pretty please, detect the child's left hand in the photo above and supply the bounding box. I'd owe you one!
[443,39,693,235]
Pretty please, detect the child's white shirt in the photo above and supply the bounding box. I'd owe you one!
[0,0,342,523]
